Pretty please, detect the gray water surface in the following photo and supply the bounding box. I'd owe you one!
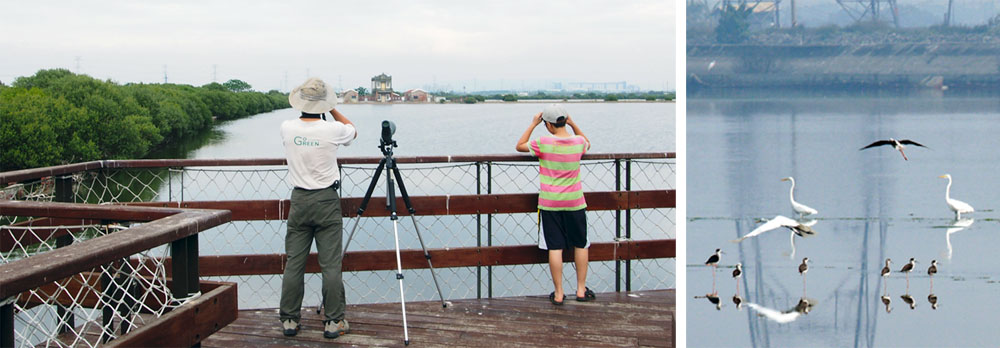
[688,95,1000,347]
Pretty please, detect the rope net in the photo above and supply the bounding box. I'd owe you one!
[0,223,192,348]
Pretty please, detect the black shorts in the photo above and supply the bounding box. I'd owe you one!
[539,209,588,250]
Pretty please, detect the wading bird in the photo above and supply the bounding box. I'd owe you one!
[860,138,927,161]
[881,258,892,294]
[705,248,722,288]
[733,263,743,294]
[939,174,974,219]
[928,293,938,310]
[900,258,917,288]
[928,259,938,291]
[781,177,818,218]
[799,257,810,295]
[732,294,744,310]
[731,216,815,243]
[694,293,722,310]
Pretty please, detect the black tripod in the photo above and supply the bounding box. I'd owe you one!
[342,121,447,346]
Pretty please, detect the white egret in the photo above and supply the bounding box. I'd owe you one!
[731,216,815,243]
[939,174,974,219]
[860,138,927,161]
[781,177,818,217]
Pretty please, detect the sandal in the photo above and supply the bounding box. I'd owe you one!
[576,287,596,302]
[549,292,564,306]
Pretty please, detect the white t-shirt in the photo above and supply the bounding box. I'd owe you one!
[280,118,356,190]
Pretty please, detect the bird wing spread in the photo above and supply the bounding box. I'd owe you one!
[899,139,927,148]
[732,216,798,243]
[860,140,893,150]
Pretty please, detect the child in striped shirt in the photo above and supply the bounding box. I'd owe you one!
[515,104,594,305]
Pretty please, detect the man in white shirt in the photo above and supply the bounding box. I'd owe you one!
[279,77,356,339]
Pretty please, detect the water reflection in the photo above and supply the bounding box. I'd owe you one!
[731,216,818,259]
[746,298,815,324]
[943,218,974,260]
[695,293,723,310]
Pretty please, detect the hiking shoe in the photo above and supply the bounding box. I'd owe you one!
[282,319,300,336]
[324,319,350,339]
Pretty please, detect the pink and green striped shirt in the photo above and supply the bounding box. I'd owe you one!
[529,135,588,211]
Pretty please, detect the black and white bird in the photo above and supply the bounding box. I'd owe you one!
[928,293,938,310]
[732,263,743,279]
[900,258,917,288]
[798,257,810,295]
[881,258,892,278]
[939,174,974,219]
[860,138,927,161]
[705,248,722,267]
[732,294,744,310]
[928,259,938,291]
[781,177,818,217]
[731,216,816,243]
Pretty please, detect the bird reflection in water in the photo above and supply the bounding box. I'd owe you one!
[900,293,916,310]
[945,218,974,260]
[745,298,815,324]
[732,294,744,310]
[928,293,939,310]
[695,293,722,310]
[880,295,892,313]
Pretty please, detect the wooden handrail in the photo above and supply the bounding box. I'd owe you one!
[0,152,674,184]
[0,201,231,299]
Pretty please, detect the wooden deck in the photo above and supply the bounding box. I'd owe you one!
[201,289,674,348]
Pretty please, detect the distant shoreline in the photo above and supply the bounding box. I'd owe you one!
[342,99,675,105]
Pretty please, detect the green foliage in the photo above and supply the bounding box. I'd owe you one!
[0,69,290,170]
[501,94,518,102]
[715,4,752,44]
[222,79,252,92]
[604,94,619,102]
[355,87,368,96]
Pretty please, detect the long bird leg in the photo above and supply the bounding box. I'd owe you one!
[898,148,908,161]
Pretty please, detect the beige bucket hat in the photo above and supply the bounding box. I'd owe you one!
[289,77,337,113]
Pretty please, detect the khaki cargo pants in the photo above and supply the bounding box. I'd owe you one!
[279,186,345,323]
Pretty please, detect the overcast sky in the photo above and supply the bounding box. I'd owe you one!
[0,1,676,92]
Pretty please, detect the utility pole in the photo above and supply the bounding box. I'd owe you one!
[944,0,954,26]
[790,0,797,27]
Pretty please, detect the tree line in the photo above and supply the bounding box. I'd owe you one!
[0,69,288,171]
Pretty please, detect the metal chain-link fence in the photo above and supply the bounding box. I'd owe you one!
[2,156,674,310]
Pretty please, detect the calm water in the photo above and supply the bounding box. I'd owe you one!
[149,102,675,307]
[155,102,674,159]
[688,95,1000,347]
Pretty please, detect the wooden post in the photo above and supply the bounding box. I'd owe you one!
[54,176,76,334]
[1,303,13,348]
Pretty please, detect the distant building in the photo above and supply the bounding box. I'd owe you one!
[371,73,399,103]
[340,89,359,104]
[403,89,431,102]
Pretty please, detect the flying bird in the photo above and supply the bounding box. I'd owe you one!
[860,138,927,161]
[731,216,815,243]
[781,177,818,217]
[939,174,974,219]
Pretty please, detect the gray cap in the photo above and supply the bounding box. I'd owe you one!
[541,104,568,123]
